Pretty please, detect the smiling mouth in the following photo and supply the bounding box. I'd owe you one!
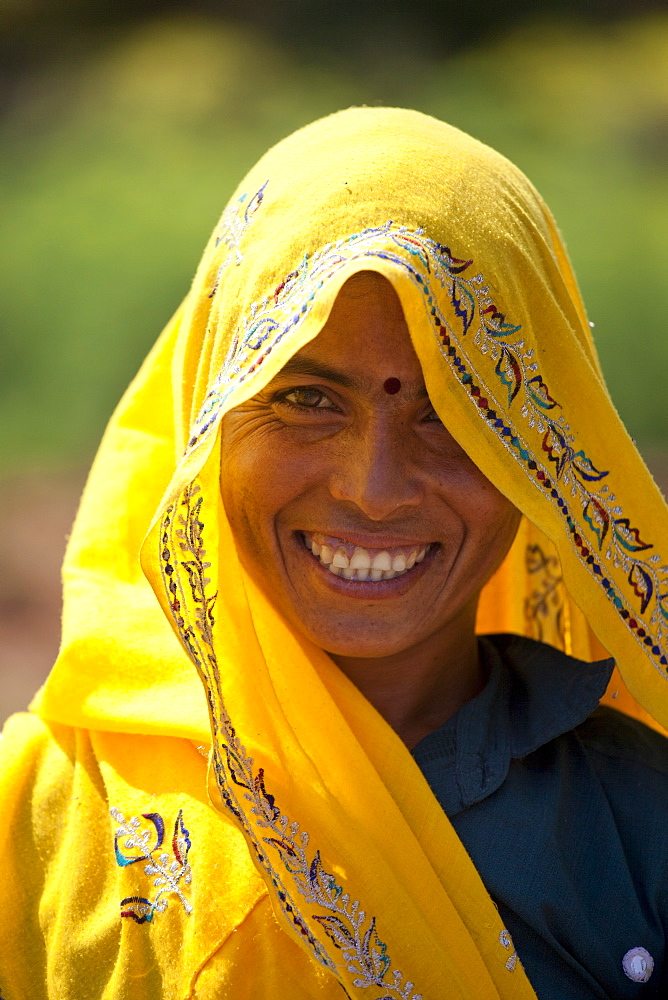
[302,531,433,582]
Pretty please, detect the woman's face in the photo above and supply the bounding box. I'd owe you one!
[220,272,521,659]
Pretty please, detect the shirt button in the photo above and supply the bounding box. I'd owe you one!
[622,946,654,983]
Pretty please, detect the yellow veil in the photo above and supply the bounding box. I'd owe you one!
[34,108,668,998]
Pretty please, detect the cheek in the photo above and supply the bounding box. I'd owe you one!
[219,421,324,551]
[432,456,520,554]
[467,478,521,570]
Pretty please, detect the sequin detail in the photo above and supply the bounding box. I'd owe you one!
[111,808,193,923]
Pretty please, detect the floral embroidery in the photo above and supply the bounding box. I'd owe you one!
[422,256,668,670]
[159,485,423,999]
[207,181,268,299]
[111,808,193,923]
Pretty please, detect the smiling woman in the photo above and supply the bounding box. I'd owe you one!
[221,272,521,747]
[1,108,668,1000]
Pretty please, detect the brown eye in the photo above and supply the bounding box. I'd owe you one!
[279,387,337,409]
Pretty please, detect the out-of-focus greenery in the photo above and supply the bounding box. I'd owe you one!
[2,12,667,472]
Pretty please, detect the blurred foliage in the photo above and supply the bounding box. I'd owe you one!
[1,10,667,472]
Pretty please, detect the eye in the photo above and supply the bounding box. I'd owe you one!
[423,405,445,425]
[275,386,339,411]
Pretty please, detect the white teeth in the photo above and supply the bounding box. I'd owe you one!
[349,547,371,570]
[303,534,432,583]
[371,551,392,572]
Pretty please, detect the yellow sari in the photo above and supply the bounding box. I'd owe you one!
[1,107,667,999]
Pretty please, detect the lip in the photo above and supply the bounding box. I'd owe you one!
[292,531,439,599]
[303,530,434,551]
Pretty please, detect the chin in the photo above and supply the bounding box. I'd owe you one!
[297,618,424,660]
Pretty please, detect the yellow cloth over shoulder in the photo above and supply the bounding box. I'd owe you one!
[2,107,668,999]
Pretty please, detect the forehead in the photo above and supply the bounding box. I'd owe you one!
[277,271,427,392]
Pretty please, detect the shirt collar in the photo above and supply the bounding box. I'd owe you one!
[411,634,615,816]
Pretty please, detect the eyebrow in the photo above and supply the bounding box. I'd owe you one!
[275,355,430,400]
[275,356,362,389]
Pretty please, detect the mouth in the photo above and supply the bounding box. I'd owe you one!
[301,531,434,582]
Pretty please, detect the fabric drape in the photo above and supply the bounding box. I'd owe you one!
[15,107,668,998]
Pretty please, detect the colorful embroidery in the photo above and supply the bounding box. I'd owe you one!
[159,485,422,999]
[184,221,666,672]
[111,808,193,923]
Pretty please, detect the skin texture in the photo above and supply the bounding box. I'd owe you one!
[220,272,521,747]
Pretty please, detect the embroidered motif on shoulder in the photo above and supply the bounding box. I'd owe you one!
[111,808,193,923]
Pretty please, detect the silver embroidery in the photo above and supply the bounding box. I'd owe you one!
[111,807,193,923]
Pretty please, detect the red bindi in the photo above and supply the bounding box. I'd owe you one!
[383,377,401,395]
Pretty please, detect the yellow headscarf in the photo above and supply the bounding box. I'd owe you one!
[34,108,668,998]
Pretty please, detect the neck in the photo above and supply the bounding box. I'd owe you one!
[329,606,485,749]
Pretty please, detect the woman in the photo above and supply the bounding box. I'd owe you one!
[1,107,667,999]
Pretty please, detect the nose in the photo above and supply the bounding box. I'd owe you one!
[328,414,423,520]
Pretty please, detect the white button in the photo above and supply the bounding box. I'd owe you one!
[622,946,654,983]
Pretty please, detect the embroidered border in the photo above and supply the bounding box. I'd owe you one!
[159,485,430,998]
[420,262,668,669]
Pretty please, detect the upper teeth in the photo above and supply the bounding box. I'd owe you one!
[303,533,430,582]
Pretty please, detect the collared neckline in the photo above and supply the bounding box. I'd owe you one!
[411,634,615,816]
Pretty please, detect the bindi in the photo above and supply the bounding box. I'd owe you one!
[383,377,401,395]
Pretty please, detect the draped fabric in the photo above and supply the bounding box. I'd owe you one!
[25,107,668,998]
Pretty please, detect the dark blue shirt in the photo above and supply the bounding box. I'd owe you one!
[412,634,668,999]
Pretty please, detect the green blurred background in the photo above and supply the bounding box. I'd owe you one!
[1,0,667,721]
